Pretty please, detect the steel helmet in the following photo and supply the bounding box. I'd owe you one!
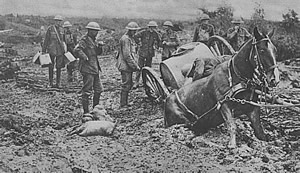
[200,14,210,21]
[126,22,140,30]
[85,22,101,30]
[63,21,72,28]
[231,17,244,24]
[147,21,158,27]
[163,21,173,27]
[54,15,63,21]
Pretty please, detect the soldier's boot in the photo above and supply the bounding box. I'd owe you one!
[82,94,89,114]
[48,66,54,87]
[82,94,93,122]
[120,91,128,108]
[55,68,61,88]
[92,92,101,108]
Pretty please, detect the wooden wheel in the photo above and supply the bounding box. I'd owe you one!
[207,35,235,57]
[142,67,169,102]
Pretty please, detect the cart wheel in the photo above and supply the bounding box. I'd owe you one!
[142,67,169,102]
[207,35,235,57]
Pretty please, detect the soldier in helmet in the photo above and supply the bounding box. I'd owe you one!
[192,14,215,44]
[62,21,78,82]
[42,15,65,88]
[116,22,140,108]
[161,21,180,61]
[133,21,161,89]
[74,22,103,119]
[227,17,251,51]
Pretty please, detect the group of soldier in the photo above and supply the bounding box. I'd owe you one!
[42,15,103,119]
[41,13,252,121]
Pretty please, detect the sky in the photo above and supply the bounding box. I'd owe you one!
[0,0,299,21]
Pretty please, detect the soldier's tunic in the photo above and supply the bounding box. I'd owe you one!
[64,29,77,53]
[135,29,160,67]
[192,23,215,44]
[187,55,231,81]
[74,34,103,96]
[227,27,251,51]
[42,25,65,68]
[161,30,179,61]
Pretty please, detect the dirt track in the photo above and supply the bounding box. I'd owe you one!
[0,44,300,173]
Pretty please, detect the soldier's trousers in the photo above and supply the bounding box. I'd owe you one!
[48,54,64,86]
[121,71,133,92]
[81,72,103,96]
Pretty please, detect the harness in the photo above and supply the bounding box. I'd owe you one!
[175,37,280,126]
[174,82,246,123]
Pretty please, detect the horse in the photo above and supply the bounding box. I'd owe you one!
[164,27,280,148]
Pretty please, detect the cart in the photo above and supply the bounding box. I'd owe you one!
[142,35,235,102]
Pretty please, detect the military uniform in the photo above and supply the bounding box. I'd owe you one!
[135,29,160,67]
[74,33,103,113]
[227,27,251,51]
[134,28,160,85]
[116,34,139,91]
[42,25,65,87]
[63,29,78,82]
[116,30,140,107]
[161,30,179,61]
[192,23,215,44]
[187,55,231,81]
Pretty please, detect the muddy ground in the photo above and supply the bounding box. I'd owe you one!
[0,43,300,173]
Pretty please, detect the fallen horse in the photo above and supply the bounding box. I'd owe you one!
[164,27,280,148]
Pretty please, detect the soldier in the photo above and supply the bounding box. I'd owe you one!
[227,17,251,51]
[116,22,140,108]
[186,55,231,82]
[133,21,160,89]
[42,15,65,88]
[74,22,103,118]
[192,14,215,44]
[161,21,180,61]
[62,21,77,82]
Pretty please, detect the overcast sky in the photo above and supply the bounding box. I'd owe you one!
[0,0,299,21]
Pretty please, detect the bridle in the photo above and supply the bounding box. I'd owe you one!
[231,36,278,89]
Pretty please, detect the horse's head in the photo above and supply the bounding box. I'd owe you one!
[251,27,280,88]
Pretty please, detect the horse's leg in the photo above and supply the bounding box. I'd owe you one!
[220,103,237,149]
[246,106,267,141]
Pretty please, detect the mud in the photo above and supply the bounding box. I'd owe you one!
[0,44,300,173]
